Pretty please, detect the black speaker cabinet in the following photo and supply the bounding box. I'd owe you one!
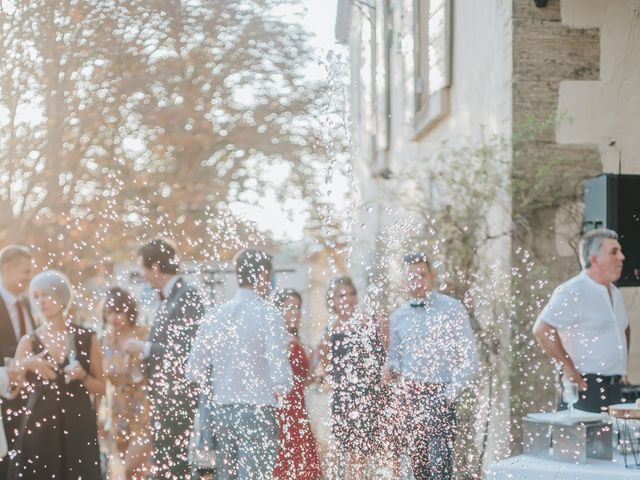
[583,174,640,287]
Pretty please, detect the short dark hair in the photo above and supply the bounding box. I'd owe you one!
[403,252,432,271]
[103,287,138,327]
[235,249,273,287]
[325,276,357,312]
[0,245,32,268]
[138,239,179,274]
[273,288,302,311]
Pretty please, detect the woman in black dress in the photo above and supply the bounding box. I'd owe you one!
[318,276,386,480]
[10,270,105,480]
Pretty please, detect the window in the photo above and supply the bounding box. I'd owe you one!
[374,0,392,152]
[413,0,452,137]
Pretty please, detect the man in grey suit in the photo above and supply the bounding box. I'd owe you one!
[125,239,205,480]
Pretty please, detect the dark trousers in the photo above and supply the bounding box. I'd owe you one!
[401,383,455,480]
[574,374,623,413]
[149,395,196,480]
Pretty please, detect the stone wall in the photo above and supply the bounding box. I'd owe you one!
[557,0,640,385]
[509,0,603,452]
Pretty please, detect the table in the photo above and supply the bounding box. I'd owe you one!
[486,453,640,479]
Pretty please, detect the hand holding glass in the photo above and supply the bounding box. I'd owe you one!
[562,380,579,415]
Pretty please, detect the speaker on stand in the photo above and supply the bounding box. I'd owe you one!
[583,173,640,287]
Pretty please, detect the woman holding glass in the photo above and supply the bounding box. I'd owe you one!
[318,276,386,480]
[102,287,151,479]
[9,270,105,480]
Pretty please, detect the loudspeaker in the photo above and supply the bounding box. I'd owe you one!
[583,174,640,287]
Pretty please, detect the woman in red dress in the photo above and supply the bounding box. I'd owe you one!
[273,289,322,480]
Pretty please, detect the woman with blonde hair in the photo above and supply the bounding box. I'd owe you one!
[9,270,105,480]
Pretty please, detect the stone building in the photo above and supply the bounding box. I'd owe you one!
[336,0,640,469]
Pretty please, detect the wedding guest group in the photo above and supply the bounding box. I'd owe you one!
[0,240,487,480]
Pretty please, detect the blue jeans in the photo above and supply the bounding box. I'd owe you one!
[209,404,279,480]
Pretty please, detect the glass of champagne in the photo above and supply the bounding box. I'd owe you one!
[66,333,80,384]
[562,380,579,416]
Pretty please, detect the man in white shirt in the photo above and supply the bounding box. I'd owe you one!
[0,245,34,479]
[386,253,480,480]
[533,228,630,413]
[187,249,293,480]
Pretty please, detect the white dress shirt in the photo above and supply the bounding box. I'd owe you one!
[388,291,480,400]
[537,271,629,376]
[186,288,293,406]
[0,285,33,340]
[161,275,180,301]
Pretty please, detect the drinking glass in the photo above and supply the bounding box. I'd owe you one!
[562,380,579,415]
[66,335,79,384]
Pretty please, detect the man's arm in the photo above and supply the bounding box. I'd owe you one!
[623,326,631,384]
[186,315,214,385]
[173,289,204,355]
[532,319,587,390]
[626,326,630,352]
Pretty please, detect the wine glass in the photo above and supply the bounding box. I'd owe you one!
[66,333,79,384]
[562,380,579,416]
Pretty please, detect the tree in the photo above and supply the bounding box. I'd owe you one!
[0,0,338,277]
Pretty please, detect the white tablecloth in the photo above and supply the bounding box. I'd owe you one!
[486,453,640,479]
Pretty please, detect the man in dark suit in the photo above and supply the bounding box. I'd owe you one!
[0,246,34,479]
[124,239,204,480]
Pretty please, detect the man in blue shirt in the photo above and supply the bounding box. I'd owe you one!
[187,249,293,480]
[386,253,479,480]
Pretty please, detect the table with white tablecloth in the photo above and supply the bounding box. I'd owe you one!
[486,453,640,479]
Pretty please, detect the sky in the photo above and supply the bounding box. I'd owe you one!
[230,0,347,243]
[301,0,343,77]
